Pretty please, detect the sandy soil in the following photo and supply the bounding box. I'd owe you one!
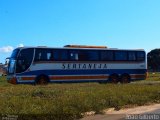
[104,104,160,114]
[80,104,160,120]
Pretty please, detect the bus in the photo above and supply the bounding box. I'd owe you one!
[7,45,147,84]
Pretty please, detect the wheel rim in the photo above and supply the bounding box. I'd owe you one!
[38,76,47,85]
[111,75,119,83]
[121,76,129,83]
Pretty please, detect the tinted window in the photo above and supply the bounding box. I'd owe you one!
[53,49,68,61]
[16,48,34,73]
[69,50,79,61]
[137,51,145,61]
[78,51,87,61]
[67,50,100,61]
[100,51,114,61]
[115,51,127,61]
[35,49,52,61]
[128,51,136,61]
[86,51,99,61]
[10,49,20,58]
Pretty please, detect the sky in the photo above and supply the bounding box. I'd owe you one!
[0,0,160,63]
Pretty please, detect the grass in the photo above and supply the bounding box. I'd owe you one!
[147,72,160,81]
[0,73,160,120]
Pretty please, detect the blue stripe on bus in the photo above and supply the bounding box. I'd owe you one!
[16,69,147,76]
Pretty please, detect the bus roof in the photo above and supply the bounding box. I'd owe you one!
[16,46,145,51]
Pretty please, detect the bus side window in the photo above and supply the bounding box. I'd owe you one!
[69,50,78,61]
[37,53,41,60]
[128,51,136,61]
[78,51,87,61]
[100,51,114,61]
[35,50,42,61]
[52,49,68,61]
[137,51,145,61]
[47,53,52,60]
[86,51,99,61]
[115,51,127,61]
[35,49,53,61]
[53,50,60,61]
[41,50,47,61]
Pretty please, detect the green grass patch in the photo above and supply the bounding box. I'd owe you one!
[147,72,160,81]
[0,73,160,119]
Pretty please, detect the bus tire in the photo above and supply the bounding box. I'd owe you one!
[110,74,119,84]
[120,74,130,83]
[36,75,49,85]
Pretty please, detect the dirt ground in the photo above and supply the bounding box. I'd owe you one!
[80,104,160,120]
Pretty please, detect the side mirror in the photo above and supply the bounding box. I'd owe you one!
[5,57,10,66]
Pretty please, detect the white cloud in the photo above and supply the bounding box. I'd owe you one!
[17,44,24,47]
[0,46,14,53]
[0,44,24,53]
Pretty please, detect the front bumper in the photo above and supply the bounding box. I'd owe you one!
[7,75,17,84]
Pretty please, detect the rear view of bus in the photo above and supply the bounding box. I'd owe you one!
[7,46,147,84]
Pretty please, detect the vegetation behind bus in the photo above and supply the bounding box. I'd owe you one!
[0,73,160,120]
[147,48,160,72]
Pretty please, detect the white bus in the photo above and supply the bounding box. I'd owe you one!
[7,45,147,84]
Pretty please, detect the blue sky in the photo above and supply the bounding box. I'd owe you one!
[0,0,160,63]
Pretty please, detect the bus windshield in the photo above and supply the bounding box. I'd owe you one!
[8,48,34,74]
[7,49,20,74]
[8,59,16,74]
[10,48,20,58]
[16,48,34,73]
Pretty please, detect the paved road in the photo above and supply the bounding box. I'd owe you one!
[80,104,160,120]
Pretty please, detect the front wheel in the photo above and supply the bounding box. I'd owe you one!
[36,75,49,85]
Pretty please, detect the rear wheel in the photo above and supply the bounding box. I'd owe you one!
[120,74,130,83]
[110,74,119,84]
[36,75,49,85]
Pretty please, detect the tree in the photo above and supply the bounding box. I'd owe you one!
[147,49,160,71]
